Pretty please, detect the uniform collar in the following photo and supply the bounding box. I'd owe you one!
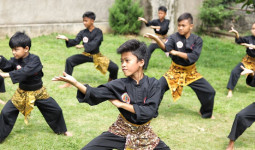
[17,53,30,63]
[127,75,147,86]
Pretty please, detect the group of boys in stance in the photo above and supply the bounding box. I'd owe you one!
[0,6,254,150]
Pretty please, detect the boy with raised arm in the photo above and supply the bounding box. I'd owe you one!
[56,11,118,88]
[145,12,215,119]
[227,23,255,98]
[138,6,170,69]
[53,39,170,149]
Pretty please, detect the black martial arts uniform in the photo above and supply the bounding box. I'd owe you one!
[77,75,170,150]
[228,73,255,141]
[144,19,170,69]
[0,54,67,143]
[64,28,118,79]
[160,32,215,118]
[227,35,255,90]
[0,76,5,93]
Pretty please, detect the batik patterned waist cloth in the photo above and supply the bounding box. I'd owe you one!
[242,54,255,70]
[82,52,110,75]
[11,86,49,124]
[163,61,203,101]
[108,114,160,150]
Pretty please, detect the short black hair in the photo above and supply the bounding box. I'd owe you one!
[117,39,146,67]
[178,12,193,24]
[9,31,31,50]
[158,6,167,13]
[82,11,96,20]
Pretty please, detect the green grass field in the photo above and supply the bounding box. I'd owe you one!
[0,33,254,150]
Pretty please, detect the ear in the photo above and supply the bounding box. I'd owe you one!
[24,46,29,52]
[139,59,145,68]
[190,24,194,30]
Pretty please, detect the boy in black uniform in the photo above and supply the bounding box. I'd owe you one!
[53,39,170,150]
[227,24,255,98]
[145,12,215,119]
[56,11,118,88]
[0,32,71,143]
[138,6,170,69]
[226,65,255,150]
[0,76,5,105]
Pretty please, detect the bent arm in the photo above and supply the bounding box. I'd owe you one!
[144,33,166,51]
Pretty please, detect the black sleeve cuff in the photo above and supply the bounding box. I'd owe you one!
[76,84,92,103]
[133,104,140,121]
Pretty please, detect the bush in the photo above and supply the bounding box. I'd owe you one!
[109,0,144,34]
[199,0,233,29]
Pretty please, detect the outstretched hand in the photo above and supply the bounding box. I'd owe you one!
[229,27,238,34]
[138,17,147,23]
[143,33,157,39]
[52,72,78,85]
[56,35,68,41]
[241,43,255,49]
[240,65,254,76]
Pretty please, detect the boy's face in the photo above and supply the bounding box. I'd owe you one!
[83,17,94,28]
[251,23,255,36]
[12,46,29,59]
[121,52,144,77]
[158,10,166,20]
[178,19,193,36]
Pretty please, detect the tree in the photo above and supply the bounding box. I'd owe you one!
[235,0,255,12]
[199,0,233,29]
[109,0,144,34]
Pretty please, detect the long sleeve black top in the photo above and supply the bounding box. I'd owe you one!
[235,35,255,57]
[0,76,5,92]
[65,28,103,54]
[0,54,43,89]
[165,32,203,66]
[146,19,170,35]
[77,75,161,125]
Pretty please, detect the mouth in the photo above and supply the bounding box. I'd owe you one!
[122,69,128,72]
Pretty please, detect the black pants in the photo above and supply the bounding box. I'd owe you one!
[82,131,170,150]
[144,43,160,69]
[227,62,244,90]
[0,98,67,141]
[65,54,118,79]
[228,102,255,141]
[0,76,5,93]
[160,77,215,118]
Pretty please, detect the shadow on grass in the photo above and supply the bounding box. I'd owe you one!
[234,84,255,94]
[159,103,200,118]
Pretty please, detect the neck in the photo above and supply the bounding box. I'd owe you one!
[159,18,164,22]
[185,32,191,39]
[22,52,29,59]
[130,70,144,84]
[88,25,95,32]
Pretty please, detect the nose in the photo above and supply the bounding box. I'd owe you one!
[122,62,126,68]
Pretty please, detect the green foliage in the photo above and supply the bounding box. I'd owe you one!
[199,0,233,28]
[109,0,143,34]
[236,0,255,13]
